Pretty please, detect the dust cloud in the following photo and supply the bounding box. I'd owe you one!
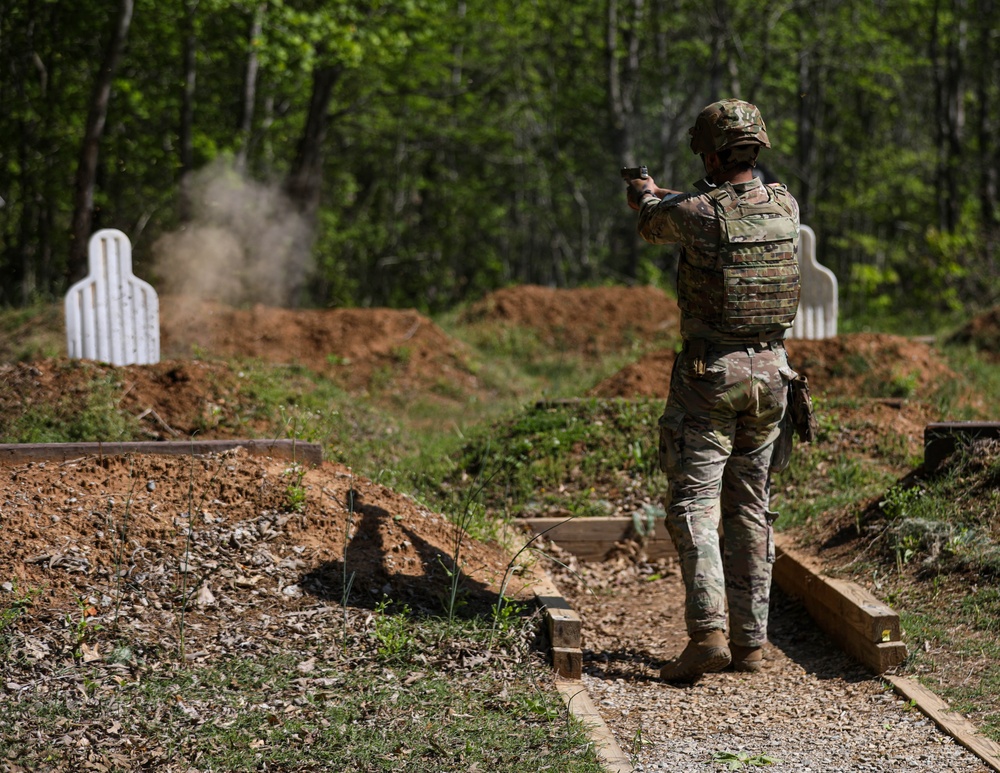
[152,159,313,308]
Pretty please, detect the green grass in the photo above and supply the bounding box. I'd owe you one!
[0,613,604,772]
[3,363,141,443]
[439,398,666,518]
[0,302,65,361]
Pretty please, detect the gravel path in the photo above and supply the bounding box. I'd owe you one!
[548,552,991,772]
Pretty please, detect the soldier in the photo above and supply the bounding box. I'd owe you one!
[624,99,800,681]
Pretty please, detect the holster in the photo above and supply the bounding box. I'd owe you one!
[789,374,819,443]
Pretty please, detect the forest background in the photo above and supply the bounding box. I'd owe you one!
[1,0,998,331]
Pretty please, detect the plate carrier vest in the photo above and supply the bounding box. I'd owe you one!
[678,182,800,338]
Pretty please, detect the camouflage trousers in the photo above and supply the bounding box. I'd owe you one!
[657,339,794,648]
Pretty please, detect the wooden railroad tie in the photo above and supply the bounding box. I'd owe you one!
[533,575,583,679]
[522,515,677,562]
[772,533,907,674]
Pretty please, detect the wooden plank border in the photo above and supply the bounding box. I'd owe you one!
[533,574,583,679]
[885,676,1000,773]
[521,516,677,562]
[555,679,634,773]
[0,440,323,466]
[533,576,633,770]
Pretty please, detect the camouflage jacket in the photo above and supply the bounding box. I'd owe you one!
[637,177,801,342]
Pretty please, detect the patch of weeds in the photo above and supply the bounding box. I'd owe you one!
[282,463,308,513]
[865,369,918,399]
[833,351,872,378]
[711,749,782,769]
[6,367,141,443]
[370,598,418,661]
[940,344,1000,421]
[0,582,41,658]
[67,597,104,660]
[959,588,1000,633]
[870,444,1000,575]
[774,450,895,530]
[449,399,663,515]
[0,615,605,772]
[934,630,1000,741]
[391,345,412,364]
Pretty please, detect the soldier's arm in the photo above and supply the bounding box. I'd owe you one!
[636,191,703,245]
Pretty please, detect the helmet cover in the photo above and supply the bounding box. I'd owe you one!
[689,99,771,156]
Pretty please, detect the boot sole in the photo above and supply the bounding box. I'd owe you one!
[659,648,732,683]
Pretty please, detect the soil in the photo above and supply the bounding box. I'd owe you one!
[0,286,686,642]
[589,332,961,401]
[0,288,982,621]
[0,449,536,646]
[459,284,681,356]
[2,287,998,770]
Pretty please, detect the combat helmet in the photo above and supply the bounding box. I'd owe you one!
[688,99,770,165]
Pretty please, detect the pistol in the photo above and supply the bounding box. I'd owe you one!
[620,165,648,181]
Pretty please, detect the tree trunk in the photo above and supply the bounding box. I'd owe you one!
[67,0,134,283]
[283,63,342,219]
[178,0,197,221]
[976,0,997,229]
[235,2,264,174]
[931,0,967,233]
[606,0,644,280]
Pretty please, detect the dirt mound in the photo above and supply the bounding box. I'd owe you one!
[0,358,270,440]
[784,333,957,400]
[159,296,482,398]
[589,349,676,398]
[948,305,1000,361]
[589,333,957,402]
[0,449,535,651]
[461,285,680,356]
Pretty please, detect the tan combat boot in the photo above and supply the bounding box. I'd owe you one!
[659,630,731,683]
[730,643,763,673]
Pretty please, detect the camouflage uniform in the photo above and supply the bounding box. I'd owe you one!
[638,173,800,650]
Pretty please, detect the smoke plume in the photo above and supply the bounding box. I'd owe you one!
[152,159,313,307]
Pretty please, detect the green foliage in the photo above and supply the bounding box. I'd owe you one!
[711,750,782,769]
[870,443,1000,575]
[3,368,141,443]
[4,0,997,312]
[449,399,664,516]
[773,445,895,530]
[282,464,308,513]
[0,583,41,659]
[370,599,418,661]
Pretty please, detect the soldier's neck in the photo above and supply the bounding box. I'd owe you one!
[709,168,754,186]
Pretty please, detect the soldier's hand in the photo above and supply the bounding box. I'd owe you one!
[626,173,659,210]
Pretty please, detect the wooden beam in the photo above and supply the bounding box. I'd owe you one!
[0,439,323,466]
[886,676,1000,773]
[551,646,583,681]
[533,575,583,679]
[924,422,1000,471]
[773,533,907,673]
[555,679,634,773]
[521,516,677,562]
